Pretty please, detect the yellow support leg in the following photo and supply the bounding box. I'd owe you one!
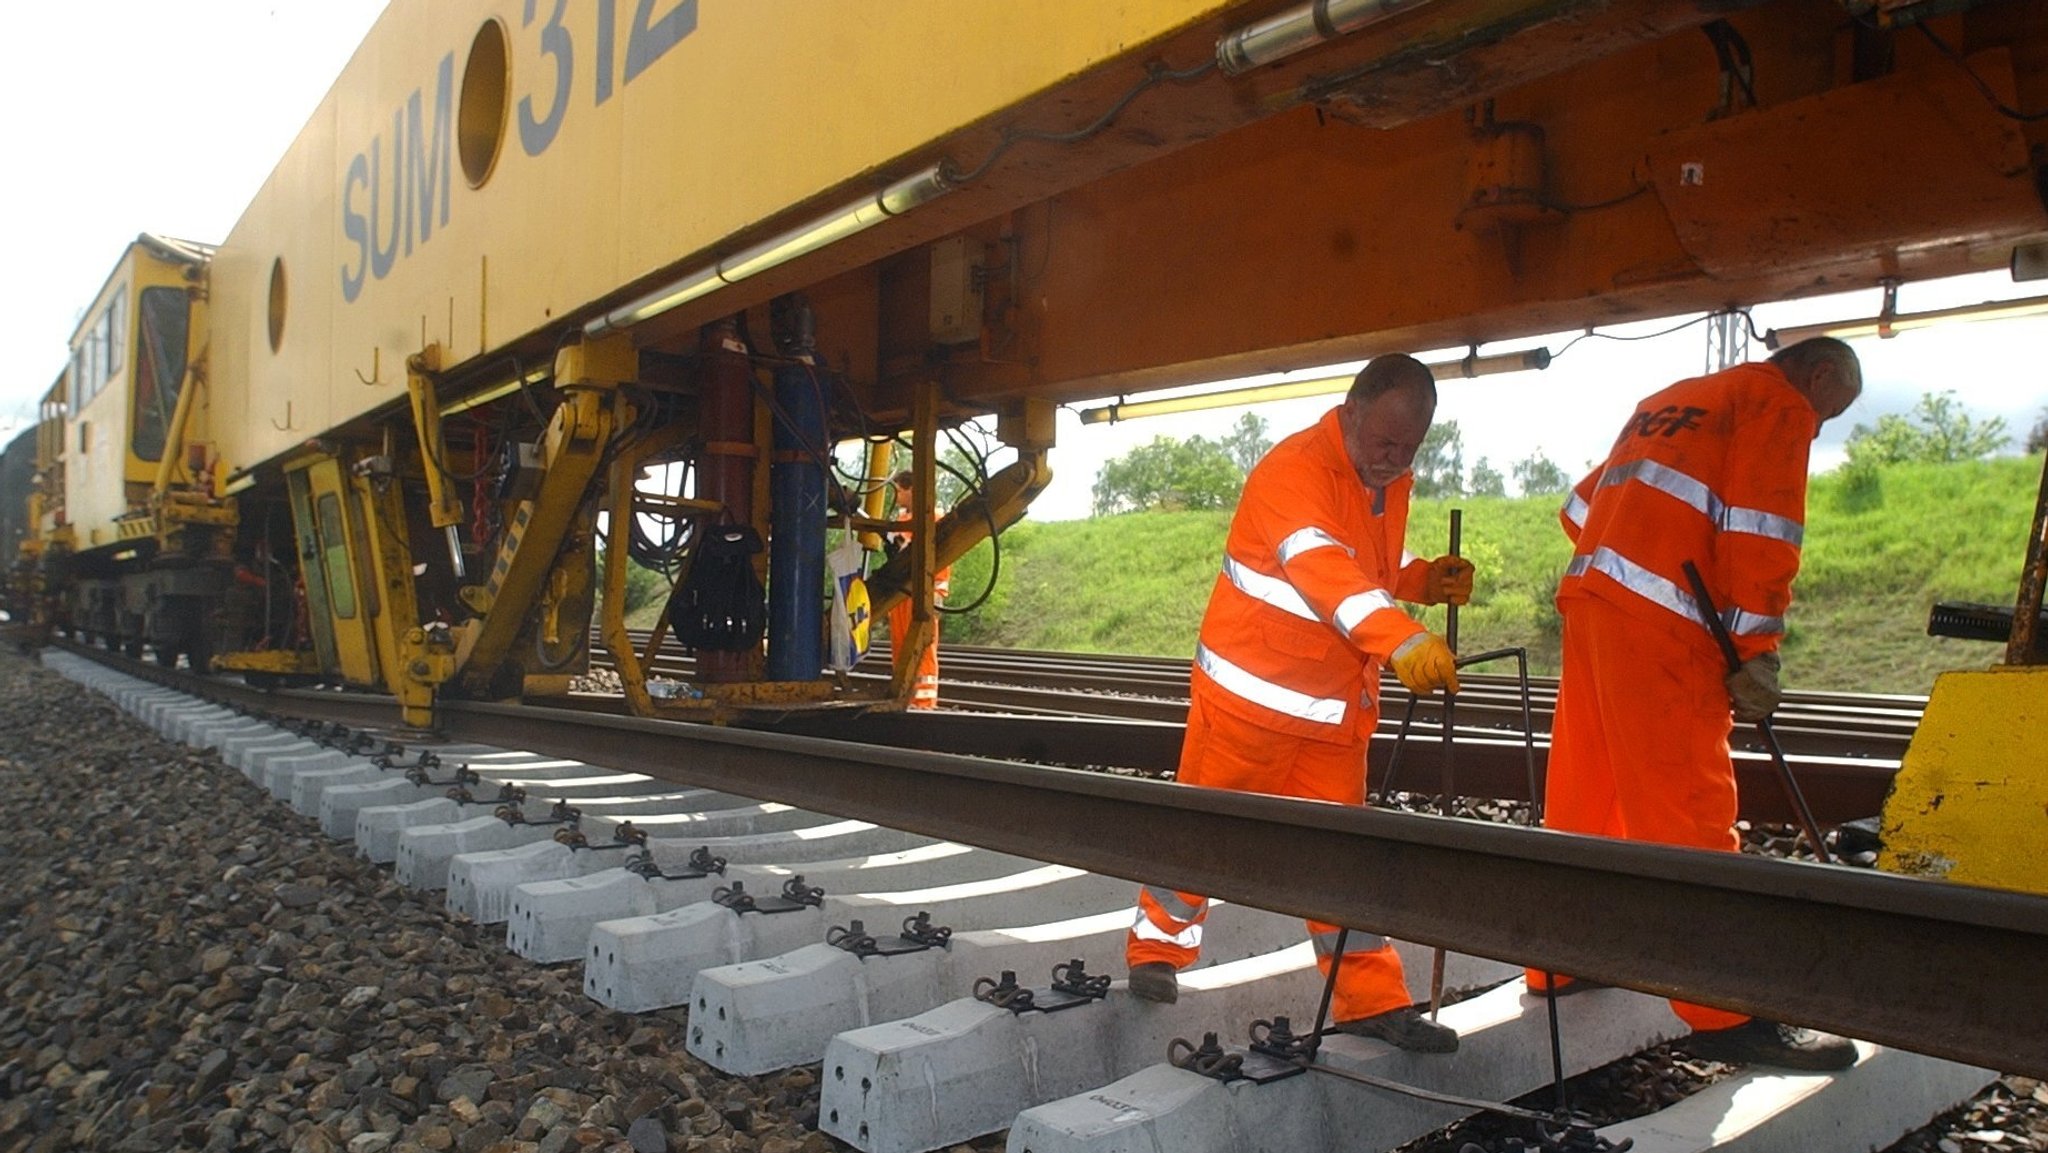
[1878,665,2048,895]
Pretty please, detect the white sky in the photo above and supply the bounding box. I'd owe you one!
[1,1,392,425]
[8,1,2045,522]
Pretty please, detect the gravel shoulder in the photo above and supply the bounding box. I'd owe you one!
[0,651,864,1153]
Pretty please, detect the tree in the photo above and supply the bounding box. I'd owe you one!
[1221,412,1273,474]
[1844,391,2010,467]
[1468,457,1506,498]
[2027,407,2047,455]
[1091,435,1244,515]
[1410,420,1464,498]
[1511,450,1570,496]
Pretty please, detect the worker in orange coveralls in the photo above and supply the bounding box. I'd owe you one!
[1125,354,1470,1053]
[1528,336,1863,1070]
[886,470,950,709]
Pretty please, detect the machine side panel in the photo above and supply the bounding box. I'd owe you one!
[208,0,1242,472]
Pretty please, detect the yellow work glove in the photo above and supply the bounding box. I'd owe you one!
[1421,554,1473,606]
[1390,632,1460,695]
[1725,651,1782,723]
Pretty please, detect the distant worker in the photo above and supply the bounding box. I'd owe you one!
[1125,355,1471,1053]
[886,470,950,709]
[1530,337,1863,1070]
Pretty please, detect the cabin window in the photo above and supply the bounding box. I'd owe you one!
[105,293,125,378]
[131,287,190,461]
[68,284,128,412]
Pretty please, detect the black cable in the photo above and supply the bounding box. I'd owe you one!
[512,351,552,424]
[1551,310,1729,361]
[942,58,1217,187]
[1918,23,2048,122]
[1540,183,1651,214]
[933,424,1004,616]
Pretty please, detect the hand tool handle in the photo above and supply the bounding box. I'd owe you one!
[1680,561,1743,673]
[1445,509,1462,652]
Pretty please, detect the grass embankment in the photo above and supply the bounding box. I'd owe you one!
[940,455,2043,695]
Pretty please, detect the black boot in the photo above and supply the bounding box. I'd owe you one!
[1685,1020,1858,1071]
[1127,962,1179,1004]
[1334,1006,1459,1053]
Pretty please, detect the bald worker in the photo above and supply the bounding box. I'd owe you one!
[1531,337,1863,1070]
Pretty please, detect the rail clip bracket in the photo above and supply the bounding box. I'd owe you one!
[827,911,954,958]
[1167,1031,1306,1086]
[713,876,824,914]
[973,959,1112,1015]
[625,844,728,881]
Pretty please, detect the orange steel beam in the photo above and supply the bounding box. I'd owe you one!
[866,4,2048,412]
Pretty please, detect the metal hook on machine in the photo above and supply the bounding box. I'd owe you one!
[354,347,384,386]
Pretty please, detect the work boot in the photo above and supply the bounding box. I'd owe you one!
[1127,962,1179,1004]
[1684,1020,1858,1071]
[1333,1006,1460,1053]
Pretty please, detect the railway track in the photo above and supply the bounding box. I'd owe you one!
[40,641,2048,1153]
[595,632,1927,761]
[587,632,1914,827]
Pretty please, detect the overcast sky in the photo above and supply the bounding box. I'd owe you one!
[2,1,391,422]
[9,2,2045,522]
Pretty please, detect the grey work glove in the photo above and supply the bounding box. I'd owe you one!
[1725,651,1782,723]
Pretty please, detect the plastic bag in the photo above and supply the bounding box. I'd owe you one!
[827,525,871,672]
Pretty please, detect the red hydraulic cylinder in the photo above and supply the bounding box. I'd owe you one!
[696,318,757,683]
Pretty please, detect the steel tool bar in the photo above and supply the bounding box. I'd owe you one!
[1429,509,1463,1020]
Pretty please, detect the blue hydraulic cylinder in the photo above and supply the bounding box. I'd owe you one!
[766,357,828,681]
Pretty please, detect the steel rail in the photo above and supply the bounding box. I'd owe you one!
[70,644,2044,1077]
[63,638,1898,823]
[599,635,1919,759]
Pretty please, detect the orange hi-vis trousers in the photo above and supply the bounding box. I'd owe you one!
[1525,594,1749,1031]
[1127,694,1411,1023]
[886,600,939,709]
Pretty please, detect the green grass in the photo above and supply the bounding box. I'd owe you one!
[944,455,2044,695]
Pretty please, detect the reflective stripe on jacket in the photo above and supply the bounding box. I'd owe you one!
[1193,408,1428,743]
[1558,361,1817,660]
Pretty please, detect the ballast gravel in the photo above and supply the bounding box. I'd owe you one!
[0,652,1001,1153]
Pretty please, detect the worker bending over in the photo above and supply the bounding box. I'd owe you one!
[1126,354,1469,1053]
[886,470,950,709]
[1530,337,1863,1070]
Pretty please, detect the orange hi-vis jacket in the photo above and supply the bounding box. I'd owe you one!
[1192,408,1432,745]
[1558,360,1817,661]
